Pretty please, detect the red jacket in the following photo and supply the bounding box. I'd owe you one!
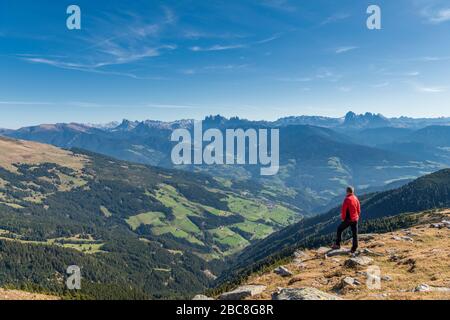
[341,194,361,222]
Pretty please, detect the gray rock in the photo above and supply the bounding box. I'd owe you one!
[382,275,393,282]
[326,248,351,257]
[430,220,450,229]
[341,276,360,288]
[219,285,266,300]
[357,248,383,257]
[272,287,343,300]
[274,266,293,277]
[414,284,450,293]
[344,256,373,268]
[192,294,214,300]
[400,236,414,242]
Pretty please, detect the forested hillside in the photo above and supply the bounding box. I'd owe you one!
[0,137,301,299]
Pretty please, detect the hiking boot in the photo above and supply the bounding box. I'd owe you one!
[331,244,340,250]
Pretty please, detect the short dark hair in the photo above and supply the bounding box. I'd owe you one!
[346,186,354,194]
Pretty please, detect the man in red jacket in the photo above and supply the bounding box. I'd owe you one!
[332,186,361,253]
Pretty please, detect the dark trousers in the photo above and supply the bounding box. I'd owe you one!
[336,220,358,251]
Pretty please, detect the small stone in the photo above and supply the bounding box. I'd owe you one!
[414,284,431,292]
[274,266,293,277]
[341,276,359,288]
[382,275,393,282]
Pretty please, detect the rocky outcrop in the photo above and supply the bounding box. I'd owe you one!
[272,287,343,300]
[219,285,266,300]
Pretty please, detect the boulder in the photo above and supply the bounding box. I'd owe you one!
[219,285,266,300]
[272,287,343,300]
[274,266,293,277]
[192,294,214,300]
[344,256,373,268]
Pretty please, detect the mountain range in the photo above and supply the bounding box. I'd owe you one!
[2,112,449,213]
[0,111,449,299]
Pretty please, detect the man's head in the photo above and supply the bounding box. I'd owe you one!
[346,186,355,195]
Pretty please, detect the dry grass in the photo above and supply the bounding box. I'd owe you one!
[244,210,450,300]
[0,288,59,300]
[0,136,89,173]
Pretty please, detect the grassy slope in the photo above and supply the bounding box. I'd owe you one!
[237,210,450,300]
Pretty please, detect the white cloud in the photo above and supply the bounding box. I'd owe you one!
[190,44,247,52]
[320,13,351,26]
[413,83,446,93]
[335,46,358,54]
[423,7,450,24]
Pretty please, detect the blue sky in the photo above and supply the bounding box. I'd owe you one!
[1,0,450,128]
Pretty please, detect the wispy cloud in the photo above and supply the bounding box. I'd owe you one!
[190,44,247,52]
[320,13,351,26]
[416,85,446,93]
[315,68,342,82]
[189,34,281,52]
[412,82,447,93]
[422,7,450,24]
[415,56,450,62]
[335,46,358,54]
[0,101,56,106]
[18,7,178,79]
[0,100,200,109]
[259,0,297,12]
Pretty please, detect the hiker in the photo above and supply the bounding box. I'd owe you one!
[332,186,361,253]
